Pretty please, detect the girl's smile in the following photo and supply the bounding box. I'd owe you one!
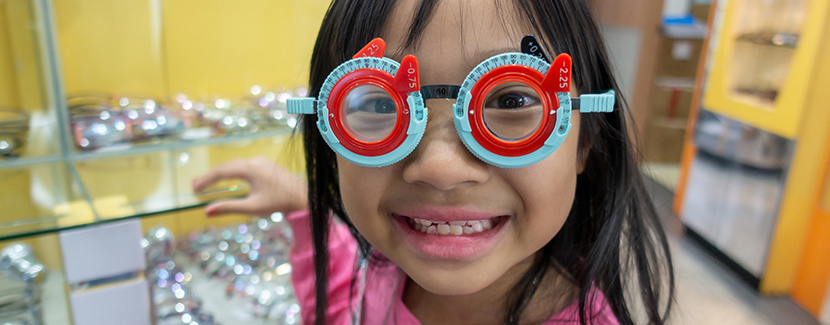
[392,206,509,260]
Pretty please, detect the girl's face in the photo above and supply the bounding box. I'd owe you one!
[338,0,583,296]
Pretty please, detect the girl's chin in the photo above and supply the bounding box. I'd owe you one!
[405,270,496,296]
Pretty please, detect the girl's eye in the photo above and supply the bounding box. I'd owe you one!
[484,89,540,110]
[481,83,544,141]
[344,85,397,115]
[341,84,398,143]
[358,97,396,114]
[496,94,524,109]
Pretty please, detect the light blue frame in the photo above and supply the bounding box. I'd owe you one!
[288,56,428,167]
[453,52,571,168]
[287,54,615,168]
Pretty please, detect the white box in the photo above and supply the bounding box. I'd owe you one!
[59,219,145,284]
[69,278,151,325]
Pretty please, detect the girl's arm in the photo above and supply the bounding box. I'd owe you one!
[287,210,358,325]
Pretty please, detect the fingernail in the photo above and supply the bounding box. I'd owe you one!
[206,206,217,216]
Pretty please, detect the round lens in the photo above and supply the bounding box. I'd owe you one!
[340,85,398,143]
[481,82,545,141]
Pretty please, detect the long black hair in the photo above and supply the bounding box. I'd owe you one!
[300,0,674,324]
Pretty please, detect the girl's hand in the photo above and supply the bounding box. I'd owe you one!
[192,156,308,217]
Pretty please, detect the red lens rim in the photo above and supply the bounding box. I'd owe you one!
[328,69,411,157]
[467,65,559,157]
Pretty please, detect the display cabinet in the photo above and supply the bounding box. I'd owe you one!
[702,0,829,138]
[1,0,328,324]
[675,0,830,308]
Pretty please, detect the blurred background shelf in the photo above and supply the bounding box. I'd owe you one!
[66,127,294,161]
[0,129,302,242]
[735,32,799,48]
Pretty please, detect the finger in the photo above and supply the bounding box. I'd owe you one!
[192,160,252,191]
[205,198,261,217]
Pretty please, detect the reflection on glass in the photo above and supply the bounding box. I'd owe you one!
[341,85,398,143]
[482,82,544,141]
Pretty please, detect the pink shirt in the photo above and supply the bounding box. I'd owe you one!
[288,211,619,325]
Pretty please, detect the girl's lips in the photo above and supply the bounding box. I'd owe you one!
[390,210,509,261]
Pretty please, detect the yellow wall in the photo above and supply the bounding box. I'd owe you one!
[1,0,48,111]
[163,0,327,98]
[0,2,21,108]
[52,0,329,99]
[53,0,166,97]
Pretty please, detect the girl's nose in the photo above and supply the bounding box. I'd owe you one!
[401,99,490,190]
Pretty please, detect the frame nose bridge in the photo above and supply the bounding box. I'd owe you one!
[422,98,460,137]
[420,84,461,100]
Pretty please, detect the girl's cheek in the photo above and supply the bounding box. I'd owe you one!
[337,159,395,231]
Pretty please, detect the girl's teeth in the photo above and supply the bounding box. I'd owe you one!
[481,219,492,230]
[437,224,451,235]
[409,216,503,235]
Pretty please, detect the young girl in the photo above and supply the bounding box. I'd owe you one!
[194,0,674,324]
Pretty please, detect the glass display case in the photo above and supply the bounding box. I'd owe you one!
[1,0,328,324]
[0,0,318,239]
[728,0,806,104]
[677,0,830,297]
[703,0,829,138]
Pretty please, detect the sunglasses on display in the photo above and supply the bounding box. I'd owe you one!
[0,109,29,157]
[68,96,185,150]
[0,243,46,325]
[287,35,616,168]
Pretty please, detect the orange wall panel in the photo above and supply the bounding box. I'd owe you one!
[792,209,830,316]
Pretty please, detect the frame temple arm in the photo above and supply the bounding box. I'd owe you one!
[287,98,317,114]
[576,89,616,113]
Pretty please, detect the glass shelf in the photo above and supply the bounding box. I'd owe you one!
[67,127,294,161]
[735,32,799,48]
[0,161,92,241]
[0,130,300,241]
[0,162,248,241]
